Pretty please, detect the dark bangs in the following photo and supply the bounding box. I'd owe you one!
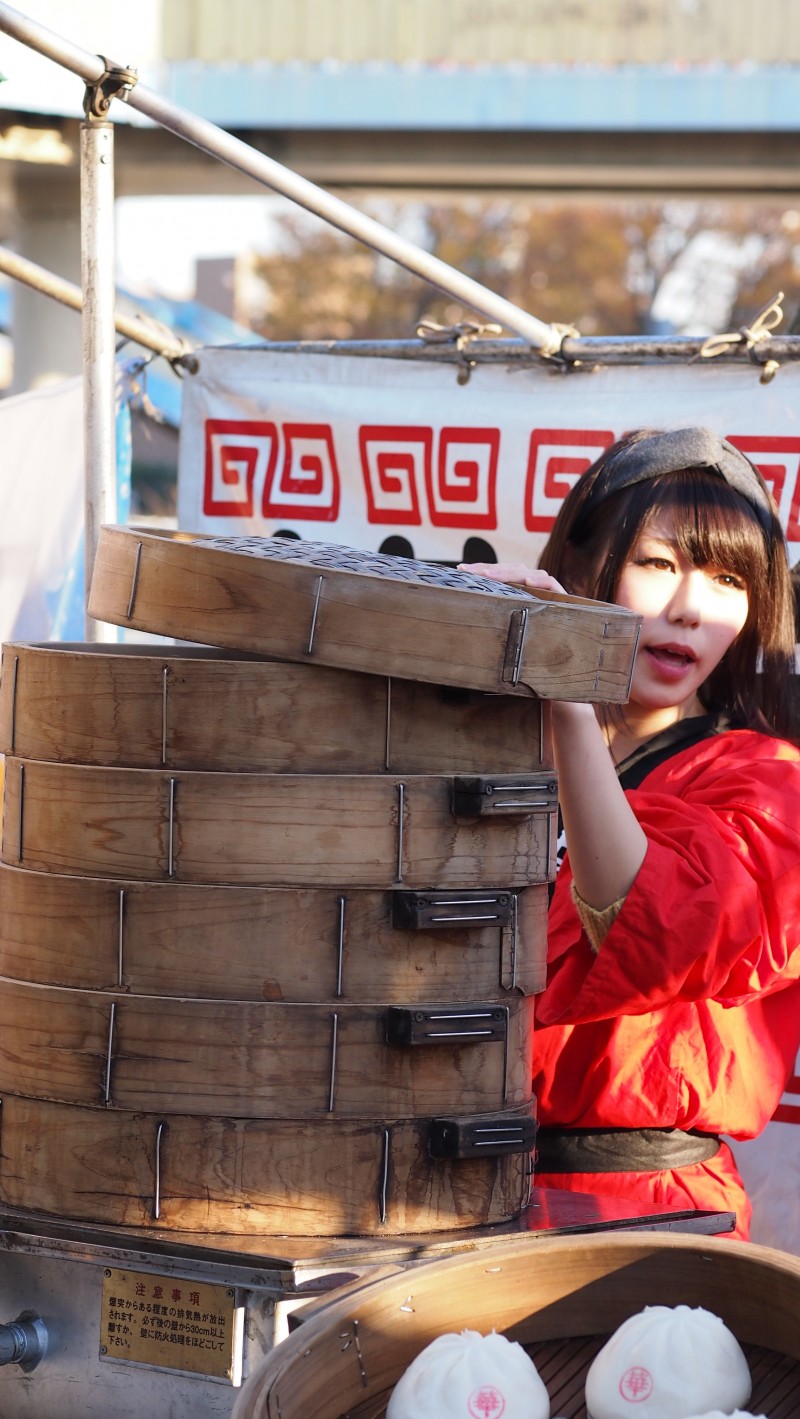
[594,469,770,604]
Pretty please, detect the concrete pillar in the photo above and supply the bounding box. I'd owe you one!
[10,168,82,393]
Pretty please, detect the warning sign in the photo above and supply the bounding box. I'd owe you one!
[99,1267,239,1381]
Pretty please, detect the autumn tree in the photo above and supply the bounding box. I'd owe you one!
[250,197,800,342]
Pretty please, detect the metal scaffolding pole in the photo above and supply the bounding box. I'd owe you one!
[0,247,193,362]
[0,2,564,356]
[80,117,118,640]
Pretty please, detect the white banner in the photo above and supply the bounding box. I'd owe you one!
[179,349,800,569]
[0,377,84,642]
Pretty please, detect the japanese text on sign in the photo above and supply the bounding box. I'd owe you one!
[99,1267,239,1382]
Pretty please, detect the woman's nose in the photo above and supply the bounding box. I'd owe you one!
[666,570,703,624]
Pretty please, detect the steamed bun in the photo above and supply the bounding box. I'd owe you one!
[386,1329,550,1419]
[585,1304,751,1419]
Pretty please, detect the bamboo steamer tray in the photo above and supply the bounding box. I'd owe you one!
[87,527,641,702]
[2,757,556,887]
[0,977,533,1117]
[0,1094,534,1236]
[0,863,548,1001]
[232,1232,800,1419]
[0,641,550,774]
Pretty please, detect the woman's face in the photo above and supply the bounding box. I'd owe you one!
[614,506,750,719]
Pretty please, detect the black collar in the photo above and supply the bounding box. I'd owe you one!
[615,712,733,791]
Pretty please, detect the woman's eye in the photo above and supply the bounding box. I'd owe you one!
[715,571,746,591]
[636,556,673,571]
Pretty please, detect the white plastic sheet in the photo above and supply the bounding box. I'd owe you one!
[0,376,83,642]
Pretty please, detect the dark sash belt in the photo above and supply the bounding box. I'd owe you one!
[536,1126,721,1175]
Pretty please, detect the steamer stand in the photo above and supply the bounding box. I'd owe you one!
[0,534,730,1418]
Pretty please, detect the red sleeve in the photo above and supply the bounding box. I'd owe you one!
[536,733,800,1026]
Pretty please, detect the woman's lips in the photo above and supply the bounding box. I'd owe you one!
[643,643,698,680]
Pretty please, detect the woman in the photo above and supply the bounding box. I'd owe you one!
[462,426,800,1239]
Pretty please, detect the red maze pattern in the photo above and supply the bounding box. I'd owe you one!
[201,421,800,538]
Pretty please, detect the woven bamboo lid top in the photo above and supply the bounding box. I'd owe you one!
[197,533,525,594]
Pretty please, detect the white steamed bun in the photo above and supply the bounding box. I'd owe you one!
[585,1304,751,1419]
[386,1328,550,1419]
[684,1413,767,1418]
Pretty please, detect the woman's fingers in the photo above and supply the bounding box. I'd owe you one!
[459,562,568,596]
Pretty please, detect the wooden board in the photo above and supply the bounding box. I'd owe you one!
[87,526,641,702]
[0,1094,533,1236]
[0,978,534,1117]
[231,1233,800,1419]
[0,641,551,774]
[2,758,556,887]
[0,863,548,1001]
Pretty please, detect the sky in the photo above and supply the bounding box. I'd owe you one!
[115,195,286,301]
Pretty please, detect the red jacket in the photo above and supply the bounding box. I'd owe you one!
[533,729,800,1237]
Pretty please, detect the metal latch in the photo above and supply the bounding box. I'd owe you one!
[428,1110,537,1159]
[385,1005,508,1046]
[392,889,514,931]
[452,773,558,817]
[502,606,529,686]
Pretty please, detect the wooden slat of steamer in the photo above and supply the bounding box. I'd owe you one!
[87,526,640,702]
[0,979,533,1117]
[3,758,555,887]
[0,641,550,774]
[0,864,548,1000]
[0,1095,533,1235]
[231,1235,800,1419]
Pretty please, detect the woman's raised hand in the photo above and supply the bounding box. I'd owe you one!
[458,562,568,596]
[461,561,646,908]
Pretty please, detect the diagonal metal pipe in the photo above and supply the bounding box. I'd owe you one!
[0,1,563,354]
[0,246,192,361]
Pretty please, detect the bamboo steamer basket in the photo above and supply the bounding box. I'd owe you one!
[0,863,547,1001]
[232,1232,800,1419]
[0,979,534,1117]
[0,1094,534,1235]
[0,641,550,774]
[1,756,556,887]
[2,540,597,1240]
[87,527,641,702]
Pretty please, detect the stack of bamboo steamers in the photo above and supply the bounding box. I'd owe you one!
[0,528,639,1239]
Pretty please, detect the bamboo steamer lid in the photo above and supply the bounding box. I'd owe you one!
[2,756,557,887]
[231,1234,800,1418]
[0,978,533,1118]
[0,1094,535,1236]
[0,863,547,1001]
[0,642,550,774]
[87,527,641,701]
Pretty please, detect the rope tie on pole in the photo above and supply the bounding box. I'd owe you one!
[416,319,503,384]
[698,290,785,384]
[415,318,587,381]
